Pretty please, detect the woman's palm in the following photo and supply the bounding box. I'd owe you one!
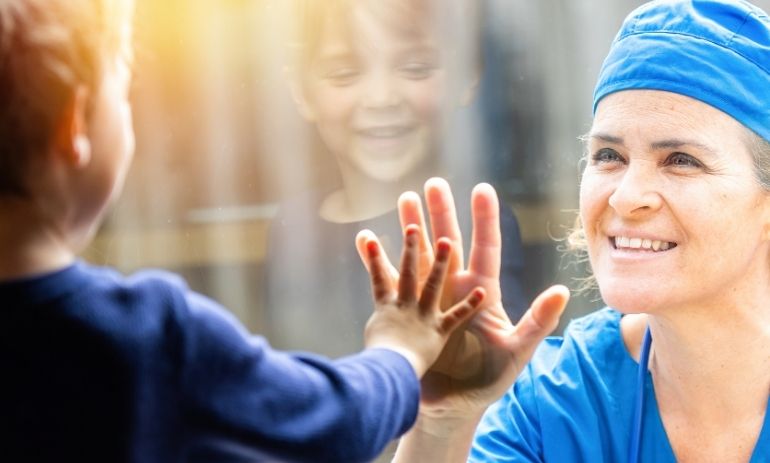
[357,178,568,416]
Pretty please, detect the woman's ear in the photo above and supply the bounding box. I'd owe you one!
[761,195,770,242]
[53,85,91,169]
[284,65,316,122]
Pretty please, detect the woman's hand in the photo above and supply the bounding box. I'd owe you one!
[363,224,486,378]
[357,178,569,461]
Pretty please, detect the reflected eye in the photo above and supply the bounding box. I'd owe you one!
[666,152,703,168]
[399,62,436,80]
[323,68,360,86]
[591,147,624,165]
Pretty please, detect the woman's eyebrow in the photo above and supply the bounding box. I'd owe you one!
[587,132,624,145]
[587,133,717,156]
[649,138,717,155]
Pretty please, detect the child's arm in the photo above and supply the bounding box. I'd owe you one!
[176,220,483,462]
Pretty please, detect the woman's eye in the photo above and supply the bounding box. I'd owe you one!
[666,152,703,168]
[591,148,624,165]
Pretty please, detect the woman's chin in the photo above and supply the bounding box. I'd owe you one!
[598,287,662,315]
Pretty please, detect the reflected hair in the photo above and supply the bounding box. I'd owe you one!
[0,0,133,196]
[288,0,482,71]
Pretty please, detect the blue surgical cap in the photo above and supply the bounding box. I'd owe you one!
[593,0,770,143]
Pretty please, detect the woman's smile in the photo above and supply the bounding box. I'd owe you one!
[610,236,677,252]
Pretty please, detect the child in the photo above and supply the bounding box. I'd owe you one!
[0,1,485,461]
[264,0,528,358]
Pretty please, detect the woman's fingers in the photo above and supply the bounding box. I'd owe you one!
[468,183,502,281]
[510,285,570,359]
[439,287,486,334]
[424,178,464,273]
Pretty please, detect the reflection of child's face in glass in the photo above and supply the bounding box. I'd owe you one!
[298,4,447,184]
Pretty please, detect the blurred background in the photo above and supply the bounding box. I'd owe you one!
[83,0,770,362]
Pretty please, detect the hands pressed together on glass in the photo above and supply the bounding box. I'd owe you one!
[362,223,487,378]
[358,177,570,461]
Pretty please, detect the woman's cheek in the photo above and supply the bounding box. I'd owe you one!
[579,173,608,238]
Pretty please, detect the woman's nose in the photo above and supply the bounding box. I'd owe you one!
[607,162,663,217]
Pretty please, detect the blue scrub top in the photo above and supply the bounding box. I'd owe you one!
[470,308,770,462]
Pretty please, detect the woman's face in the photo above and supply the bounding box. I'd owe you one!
[580,90,770,314]
[297,4,450,184]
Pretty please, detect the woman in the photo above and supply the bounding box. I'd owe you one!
[357,0,770,461]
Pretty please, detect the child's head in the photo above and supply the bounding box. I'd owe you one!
[289,0,482,186]
[0,0,134,245]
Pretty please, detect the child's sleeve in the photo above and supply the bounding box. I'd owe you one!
[176,289,419,463]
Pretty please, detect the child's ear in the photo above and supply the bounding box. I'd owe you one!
[284,66,316,122]
[459,71,481,107]
[53,85,91,169]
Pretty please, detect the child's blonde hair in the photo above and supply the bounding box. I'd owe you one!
[0,0,132,196]
[289,0,482,72]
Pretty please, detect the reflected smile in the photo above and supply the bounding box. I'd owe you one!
[356,125,414,138]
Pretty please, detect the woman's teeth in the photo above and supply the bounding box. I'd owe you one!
[613,236,676,251]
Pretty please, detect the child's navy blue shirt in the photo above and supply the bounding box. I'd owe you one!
[0,261,418,462]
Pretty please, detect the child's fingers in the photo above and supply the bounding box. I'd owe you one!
[355,230,375,271]
[356,229,399,282]
[397,225,420,304]
[439,287,486,334]
[398,191,434,277]
[417,237,452,312]
[366,238,396,302]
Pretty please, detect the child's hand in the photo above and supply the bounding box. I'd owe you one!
[358,179,568,463]
[358,179,569,417]
[362,224,485,378]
